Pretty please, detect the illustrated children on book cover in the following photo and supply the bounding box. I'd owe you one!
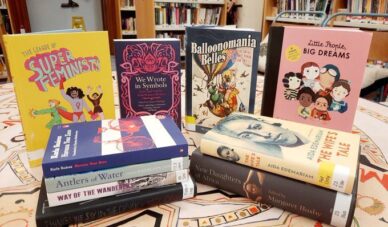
[262,26,372,132]
[185,27,260,133]
[114,39,181,128]
[3,31,115,166]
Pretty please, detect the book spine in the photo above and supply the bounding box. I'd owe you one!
[36,177,196,227]
[261,26,284,117]
[47,169,189,207]
[42,144,188,178]
[45,156,189,193]
[200,135,354,194]
[190,150,356,227]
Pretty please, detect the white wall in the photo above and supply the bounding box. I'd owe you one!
[236,0,264,31]
[27,0,103,32]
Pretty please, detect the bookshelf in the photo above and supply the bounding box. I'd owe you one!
[0,0,31,81]
[119,0,137,38]
[261,0,388,61]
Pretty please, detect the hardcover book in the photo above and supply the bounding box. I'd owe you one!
[191,149,358,227]
[200,112,360,194]
[42,115,188,178]
[185,26,261,133]
[36,177,196,227]
[3,31,115,167]
[114,39,181,127]
[45,156,189,193]
[261,26,372,132]
[47,169,190,206]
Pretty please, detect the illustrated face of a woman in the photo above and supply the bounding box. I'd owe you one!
[303,65,320,80]
[332,85,348,101]
[222,118,299,146]
[288,76,302,90]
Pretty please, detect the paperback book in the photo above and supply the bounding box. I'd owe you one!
[45,156,189,193]
[3,31,115,166]
[36,177,196,226]
[42,115,188,178]
[47,169,189,206]
[191,149,358,227]
[114,39,181,127]
[261,26,372,132]
[185,26,261,133]
[200,112,360,194]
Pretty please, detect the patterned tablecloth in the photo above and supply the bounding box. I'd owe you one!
[0,75,387,227]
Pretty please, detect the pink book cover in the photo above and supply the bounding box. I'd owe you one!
[273,26,372,132]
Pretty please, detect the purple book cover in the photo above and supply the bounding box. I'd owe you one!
[42,115,188,178]
[114,39,181,128]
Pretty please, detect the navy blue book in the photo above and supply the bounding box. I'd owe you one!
[42,115,188,177]
[114,38,181,128]
[185,26,261,133]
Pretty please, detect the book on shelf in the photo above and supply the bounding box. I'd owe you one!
[122,17,136,33]
[200,112,360,194]
[185,26,261,133]
[3,31,116,167]
[45,156,189,193]
[36,176,196,227]
[261,26,372,132]
[42,115,188,178]
[47,169,190,207]
[275,0,331,19]
[114,38,182,127]
[345,0,387,23]
[191,149,358,227]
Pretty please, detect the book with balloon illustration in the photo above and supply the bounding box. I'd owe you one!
[185,26,261,133]
[3,31,115,167]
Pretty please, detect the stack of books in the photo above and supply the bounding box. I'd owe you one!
[36,115,196,226]
[191,112,360,227]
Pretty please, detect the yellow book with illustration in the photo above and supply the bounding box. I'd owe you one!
[4,31,115,167]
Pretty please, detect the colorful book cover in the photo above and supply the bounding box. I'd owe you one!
[200,112,360,194]
[3,31,115,167]
[44,156,189,193]
[42,115,188,178]
[261,26,372,132]
[185,26,261,133]
[114,39,181,128]
[47,169,189,207]
[191,149,358,227]
[36,177,196,227]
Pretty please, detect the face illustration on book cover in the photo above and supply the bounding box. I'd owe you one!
[213,114,309,158]
[92,118,155,153]
[192,42,255,129]
[243,170,265,202]
[28,48,105,128]
[282,63,351,122]
[118,42,180,124]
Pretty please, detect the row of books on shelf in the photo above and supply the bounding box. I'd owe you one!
[3,24,371,226]
[155,3,221,26]
[275,0,331,18]
[155,32,185,53]
[0,0,6,8]
[344,0,388,23]
[121,17,136,34]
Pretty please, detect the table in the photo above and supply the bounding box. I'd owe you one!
[0,77,387,227]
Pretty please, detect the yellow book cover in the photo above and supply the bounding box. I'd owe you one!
[4,31,115,167]
[200,112,360,194]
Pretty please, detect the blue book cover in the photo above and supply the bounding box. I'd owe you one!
[185,26,261,133]
[114,39,181,128]
[42,115,188,177]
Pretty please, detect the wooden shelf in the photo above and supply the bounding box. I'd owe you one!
[0,6,6,10]
[154,0,224,4]
[122,30,137,35]
[155,25,186,31]
[120,6,135,11]
[266,16,322,25]
[333,21,388,31]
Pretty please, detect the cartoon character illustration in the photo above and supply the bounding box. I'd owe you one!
[329,79,351,113]
[59,78,95,122]
[301,62,320,89]
[314,64,340,94]
[86,85,104,120]
[311,95,332,121]
[282,72,303,100]
[204,70,240,117]
[31,99,69,129]
[296,87,315,119]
